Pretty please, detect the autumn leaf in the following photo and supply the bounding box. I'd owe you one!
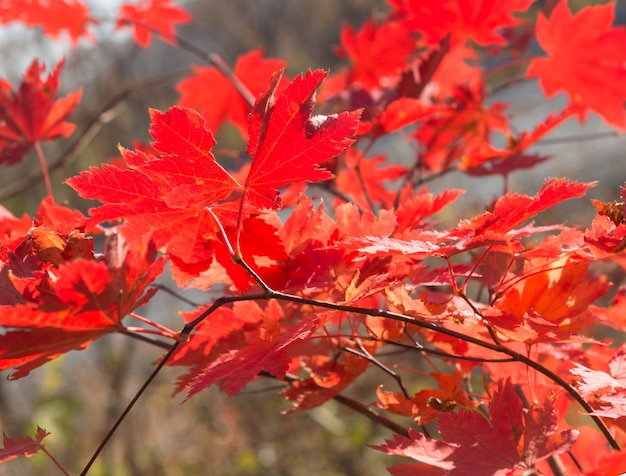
[117,0,191,47]
[333,149,406,210]
[244,69,361,208]
[571,345,626,422]
[372,380,578,475]
[0,59,81,165]
[0,0,94,45]
[334,20,417,90]
[181,301,320,398]
[67,106,239,264]
[465,178,594,236]
[390,0,535,47]
[0,427,49,463]
[0,230,165,379]
[413,83,509,173]
[495,256,609,337]
[177,48,288,138]
[283,349,370,412]
[527,0,626,129]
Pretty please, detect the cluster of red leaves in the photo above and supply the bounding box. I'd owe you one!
[0,197,166,379]
[372,380,583,475]
[0,0,190,47]
[2,0,626,474]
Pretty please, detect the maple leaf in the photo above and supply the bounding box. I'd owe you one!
[244,69,361,208]
[283,348,370,412]
[465,178,594,236]
[177,48,288,138]
[168,301,263,372]
[0,230,164,379]
[413,83,509,173]
[117,0,192,47]
[333,149,406,210]
[0,427,49,463]
[571,344,626,422]
[527,0,626,129]
[67,106,239,264]
[394,186,465,234]
[376,371,479,426]
[459,102,583,178]
[428,42,482,100]
[390,0,535,47]
[181,301,320,398]
[0,59,81,165]
[0,0,94,45]
[372,380,578,475]
[334,20,417,90]
[495,256,609,337]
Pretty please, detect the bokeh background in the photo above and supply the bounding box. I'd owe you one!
[1,0,626,474]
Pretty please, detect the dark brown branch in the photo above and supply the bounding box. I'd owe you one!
[79,341,181,476]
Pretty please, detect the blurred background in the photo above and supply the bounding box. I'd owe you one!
[1,0,626,474]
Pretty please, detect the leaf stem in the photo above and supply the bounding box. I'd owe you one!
[41,447,70,476]
[34,142,52,198]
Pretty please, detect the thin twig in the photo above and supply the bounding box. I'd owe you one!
[344,343,410,398]
[79,342,181,476]
[276,372,411,438]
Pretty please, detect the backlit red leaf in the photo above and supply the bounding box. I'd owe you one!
[0,59,81,165]
[527,0,626,129]
[0,228,164,378]
[66,106,238,264]
[0,0,94,45]
[372,380,577,474]
[0,427,49,463]
[177,49,288,138]
[334,20,416,90]
[390,0,534,46]
[245,69,361,208]
[117,0,191,47]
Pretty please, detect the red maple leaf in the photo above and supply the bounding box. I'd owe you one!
[372,380,578,475]
[413,83,509,173]
[0,59,82,165]
[244,69,361,208]
[465,178,594,236]
[570,344,626,424]
[0,228,165,379]
[282,350,370,412]
[493,255,609,339]
[334,20,417,90]
[0,0,94,45]
[527,0,626,129]
[117,0,191,47]
[333,149,406,210]
[66,106,239,264]
[389,0,534,47]
[181,301,320,398]
[0,427,49,463]
[177,49,288,138]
